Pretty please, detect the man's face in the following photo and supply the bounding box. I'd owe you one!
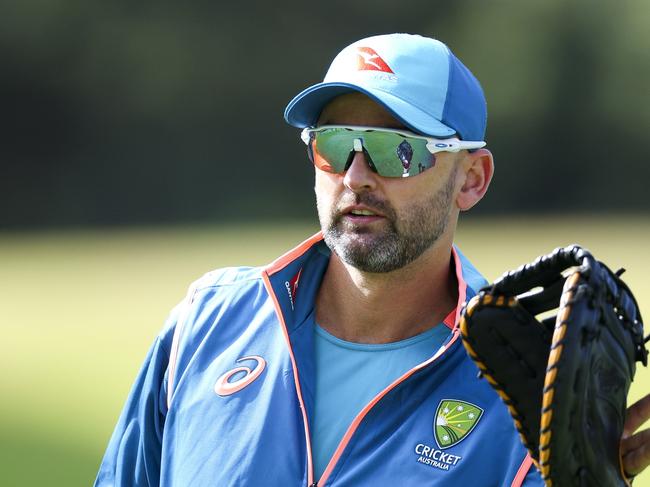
[314,93,461,273]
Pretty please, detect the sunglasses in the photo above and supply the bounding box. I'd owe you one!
[301,125,486,178]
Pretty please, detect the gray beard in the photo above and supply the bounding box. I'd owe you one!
[320,170,456,273]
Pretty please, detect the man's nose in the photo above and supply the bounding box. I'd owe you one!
[343,151,379,192]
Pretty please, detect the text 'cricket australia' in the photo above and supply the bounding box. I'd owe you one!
[414,443,462,471]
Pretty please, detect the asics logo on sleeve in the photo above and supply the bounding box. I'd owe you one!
[214,355,267,396]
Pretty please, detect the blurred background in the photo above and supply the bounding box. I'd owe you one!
[1,0,649,485]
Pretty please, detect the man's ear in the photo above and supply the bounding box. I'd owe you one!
[456,149,494,211]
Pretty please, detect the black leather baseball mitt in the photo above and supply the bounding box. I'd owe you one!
[459,245,648,486]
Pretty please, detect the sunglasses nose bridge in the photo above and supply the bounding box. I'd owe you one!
[343,147,378,186]
[343,151,380,192]
[340,137,365,172]
[345,137,377,173]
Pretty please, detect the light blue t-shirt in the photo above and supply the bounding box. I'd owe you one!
[312,315,451,479]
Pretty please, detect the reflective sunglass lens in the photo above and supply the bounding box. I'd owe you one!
[308,128,437,178]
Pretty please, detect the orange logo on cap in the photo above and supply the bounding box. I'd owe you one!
[356,47,394,73]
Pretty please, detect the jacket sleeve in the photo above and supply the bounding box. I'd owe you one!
[94,331,172,487]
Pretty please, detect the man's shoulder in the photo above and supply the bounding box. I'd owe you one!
[190,265,265,292]
[182,265,270,314]
[160,266,266,334]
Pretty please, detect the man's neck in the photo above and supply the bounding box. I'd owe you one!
[315,239,458,344]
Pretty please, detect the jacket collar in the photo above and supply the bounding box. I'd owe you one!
[262,232,488,334]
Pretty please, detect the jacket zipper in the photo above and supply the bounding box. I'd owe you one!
[262,241,468,486]
[316,331,461,486]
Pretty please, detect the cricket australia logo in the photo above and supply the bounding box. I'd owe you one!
[413,399,484,472]
[434,399,483,448]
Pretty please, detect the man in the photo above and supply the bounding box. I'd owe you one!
[95,33,650,486]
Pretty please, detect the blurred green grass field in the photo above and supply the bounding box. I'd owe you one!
[1,217,649,486]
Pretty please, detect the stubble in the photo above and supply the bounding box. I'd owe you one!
[319,167,457,273]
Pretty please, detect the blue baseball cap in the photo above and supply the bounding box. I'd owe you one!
[284,33,487,142]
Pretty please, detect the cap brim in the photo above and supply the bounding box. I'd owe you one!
[284,82,456,138]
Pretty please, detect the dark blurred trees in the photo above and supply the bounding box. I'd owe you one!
[1,0,648,228]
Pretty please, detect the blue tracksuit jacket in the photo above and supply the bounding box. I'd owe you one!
[95,233,542,486]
